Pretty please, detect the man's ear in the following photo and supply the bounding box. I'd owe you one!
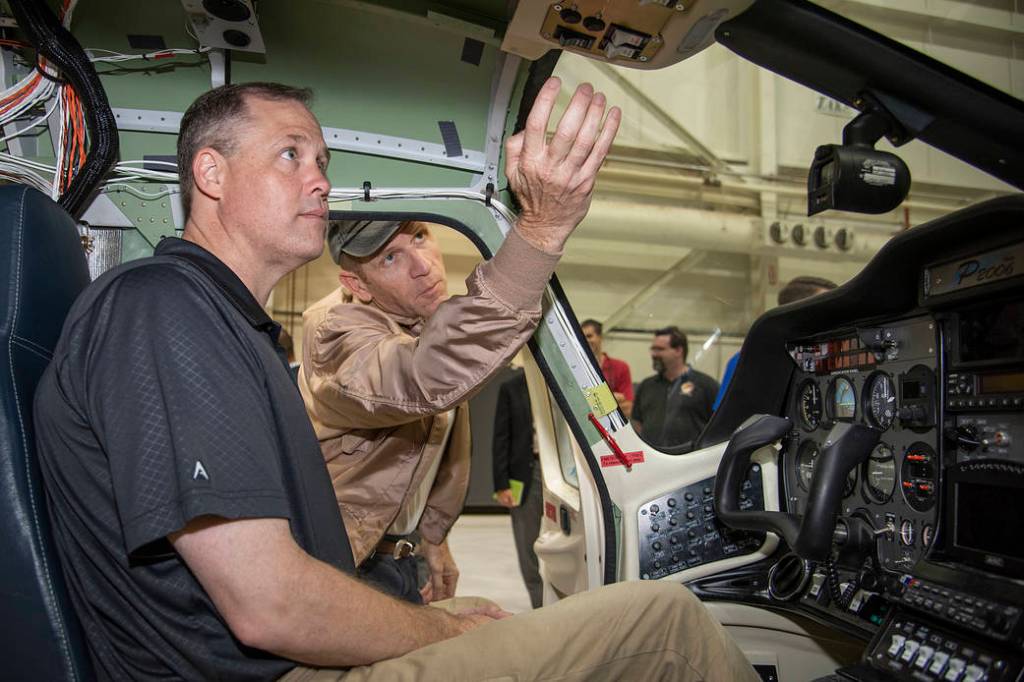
[192,147,226,203]
[339,269,373,304]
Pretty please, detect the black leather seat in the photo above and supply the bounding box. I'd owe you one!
[0,185,94,680]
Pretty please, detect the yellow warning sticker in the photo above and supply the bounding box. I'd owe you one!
[583,383,618,417]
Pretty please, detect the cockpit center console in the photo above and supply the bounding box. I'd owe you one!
[780,241,1024,682]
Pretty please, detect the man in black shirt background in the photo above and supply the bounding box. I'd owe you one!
[33,81,758,681]
[633,325,719,449]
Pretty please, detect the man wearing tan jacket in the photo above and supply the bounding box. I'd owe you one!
[300,216,556,603]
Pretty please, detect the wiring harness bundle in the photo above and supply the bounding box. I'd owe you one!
[5,0,117,216]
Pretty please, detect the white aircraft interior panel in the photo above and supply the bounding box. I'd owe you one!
[588,432,781,582]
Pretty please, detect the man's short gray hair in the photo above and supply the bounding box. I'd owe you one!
[176,82,313,217]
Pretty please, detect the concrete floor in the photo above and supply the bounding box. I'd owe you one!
[446,513,535,614]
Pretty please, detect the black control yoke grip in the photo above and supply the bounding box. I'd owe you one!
[714,415,880,561]
[714,415,799,548]
[795,422,880,559]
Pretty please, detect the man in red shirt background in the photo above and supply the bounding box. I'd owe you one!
[582,319,633,418]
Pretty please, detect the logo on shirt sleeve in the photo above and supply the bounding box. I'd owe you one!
[193,460,210,481]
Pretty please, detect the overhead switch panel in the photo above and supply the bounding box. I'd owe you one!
[602,25,650,60]
[554,25,596,49]
[503,1,757,70]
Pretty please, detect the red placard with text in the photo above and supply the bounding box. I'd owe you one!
[600,451,645,468]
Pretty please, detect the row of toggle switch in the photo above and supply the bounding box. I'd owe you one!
[887,633,988,681]
[872,616,1017,682]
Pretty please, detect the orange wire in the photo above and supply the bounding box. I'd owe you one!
[0,72,42,112]
[59,84,87,192]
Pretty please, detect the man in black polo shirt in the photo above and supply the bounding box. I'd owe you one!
[633,326,719,449]
[34,82,758,681]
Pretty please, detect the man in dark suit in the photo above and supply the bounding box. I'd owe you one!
[492,368,543,608]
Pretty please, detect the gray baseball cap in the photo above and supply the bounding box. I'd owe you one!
[327,219,404,263]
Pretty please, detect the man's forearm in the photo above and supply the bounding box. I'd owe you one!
[173,517,471,669]
[254,550,462,667]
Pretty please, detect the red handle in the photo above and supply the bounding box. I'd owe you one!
[587,412,631,471]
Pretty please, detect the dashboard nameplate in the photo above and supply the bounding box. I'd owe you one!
[924,242,1024,298]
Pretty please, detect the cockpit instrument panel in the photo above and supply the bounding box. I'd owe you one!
[783,316,940,578]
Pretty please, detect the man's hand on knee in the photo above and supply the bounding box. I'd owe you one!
[449,603,512,635]
[505,77,621,254]
[456,603,512,621]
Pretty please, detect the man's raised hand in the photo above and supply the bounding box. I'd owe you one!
[505,77,620,254]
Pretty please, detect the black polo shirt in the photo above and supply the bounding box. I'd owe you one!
[34,237,354,681]
[634,368,719,448]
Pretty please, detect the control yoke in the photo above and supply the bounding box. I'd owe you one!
[714,415,880,561]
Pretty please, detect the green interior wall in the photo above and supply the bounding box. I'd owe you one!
[72,0,505,196]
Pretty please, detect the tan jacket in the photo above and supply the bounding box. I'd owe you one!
[299,228,559,564]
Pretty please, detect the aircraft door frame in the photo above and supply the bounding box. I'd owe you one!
[524,354,606,600]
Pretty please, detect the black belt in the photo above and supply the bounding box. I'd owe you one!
[375,535,416,559]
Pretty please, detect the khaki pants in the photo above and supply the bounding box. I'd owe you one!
[281,581,758,681]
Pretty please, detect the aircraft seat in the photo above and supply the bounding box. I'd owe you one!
[0,185,94,680]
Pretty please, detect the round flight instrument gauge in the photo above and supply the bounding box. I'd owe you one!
[796,440,819,491]
[864,372,897,431]
[922,524,935,548]
[900,519,916,547]
[797,380,822,431]
[827,376,857,422]
[863,443,896,503]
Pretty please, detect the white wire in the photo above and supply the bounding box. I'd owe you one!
[327,187,518,226]
[108,170,179,182]
[51,86,66,200]
[0,49,59,198]
[87,46,211,63]
[0,155,54,193]
[326,187,519,234]
[117,159,178,169]
[103,183,179,199]
[0,162,52,182]
[0,152,56,172]
[185,20,199,43]
[0,92,61,144]
[62,0,80,28]
[0,171,51,193]
[0,77,55,124]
